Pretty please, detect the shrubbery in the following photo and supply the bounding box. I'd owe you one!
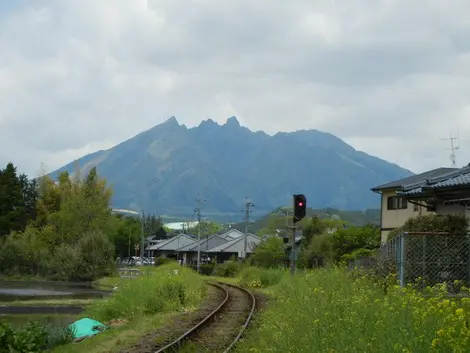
[0,321,73,353]
[214,259,242,277]
[86,263,206,321]
[154,257,175,267]
[388,214,469,240]
[239,266,284,288]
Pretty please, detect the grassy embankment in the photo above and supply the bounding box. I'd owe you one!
[49,263,206,353]
[221,266,470,353]
[0,263,205,353]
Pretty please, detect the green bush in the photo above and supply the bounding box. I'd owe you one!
[199,263,215,276]
[214,260,242,277]
[0,320,71,353]
[250,236,286,268]
[239,266,286,288]
[154,257,174,267]
[388,214,468,240]
[86,263,206,321]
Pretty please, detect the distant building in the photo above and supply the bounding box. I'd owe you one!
[164,221,199,231]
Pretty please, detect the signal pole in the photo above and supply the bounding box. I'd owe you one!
[291,194,307,275]
[195,198,206,273]
[243,197,254,259]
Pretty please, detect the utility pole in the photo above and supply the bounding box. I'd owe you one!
[140,211,145,260]
[195,198,206,272]
[243,197,255,259]
[441,132,459,167]
[128,228,131,258]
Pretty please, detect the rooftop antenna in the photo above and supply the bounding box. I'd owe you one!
[441,132,459,167]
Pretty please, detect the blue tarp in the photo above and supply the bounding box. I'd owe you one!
[69,318,108,339]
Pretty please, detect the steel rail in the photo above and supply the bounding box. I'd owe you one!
[155,282,229,352]
[154,281,256,352]
[221,282,256,353]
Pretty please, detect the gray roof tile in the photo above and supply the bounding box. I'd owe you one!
[371,167,457,192]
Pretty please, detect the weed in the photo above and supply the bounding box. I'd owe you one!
[85,263,206,322]
[236,267,470,352]
[239,266,284,288]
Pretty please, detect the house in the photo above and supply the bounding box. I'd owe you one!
[175,234,228,266]
[398,165,470,218]
[371,167,457,243]
[146,234,196,258]
[206,234,261,262]
[219,229,246,240]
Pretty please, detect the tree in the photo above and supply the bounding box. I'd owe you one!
[0,166,118,281]
[251,236,286,268]
[329,224,381,262]
[0,163,28,236]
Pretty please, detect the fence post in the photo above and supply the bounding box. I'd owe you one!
[399,232,406,287]
[468,234,470,288]
[422,234,426,284]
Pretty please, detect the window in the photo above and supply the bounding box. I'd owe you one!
[387,196,407,210]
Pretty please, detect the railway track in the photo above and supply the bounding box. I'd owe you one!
[154,281,256,353]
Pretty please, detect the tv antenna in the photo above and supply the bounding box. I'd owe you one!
[441,132,459,167]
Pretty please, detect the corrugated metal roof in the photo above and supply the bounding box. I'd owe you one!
[207,234,261,253]
[147,234,195,251]
[371,167,457,192]
[219,229,245,240]
[176,234,228,252]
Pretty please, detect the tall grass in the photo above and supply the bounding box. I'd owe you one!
[238,266,285,288]
[86,263,206,322]
[236,267,470,352]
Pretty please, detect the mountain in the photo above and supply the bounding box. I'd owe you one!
[50,116,413,218]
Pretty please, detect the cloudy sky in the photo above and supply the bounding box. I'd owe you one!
[1,0,470,177]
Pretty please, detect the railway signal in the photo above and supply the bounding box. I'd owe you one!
[293,194,306,223]
[290,194,307,275]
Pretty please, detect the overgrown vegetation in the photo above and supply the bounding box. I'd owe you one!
[86,263,206,322]
[214,259,242,277]
[234,267,470,353]
[0,321,74,353]
[388,213,469,240]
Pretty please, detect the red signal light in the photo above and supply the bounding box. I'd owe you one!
[298,202,303,207]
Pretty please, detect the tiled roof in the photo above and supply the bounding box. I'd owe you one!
[371,168,457,192]
[398,166,470,197]
[429,172,470,188]
[399,187,423,196]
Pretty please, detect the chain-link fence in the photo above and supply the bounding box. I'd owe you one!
[378,232,470,289]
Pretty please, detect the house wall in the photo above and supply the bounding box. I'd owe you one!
[435,203,470,225]
[380,189,431,243]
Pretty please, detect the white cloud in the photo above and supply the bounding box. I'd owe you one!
[1,0,470,176]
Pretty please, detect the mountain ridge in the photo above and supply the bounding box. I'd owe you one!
[50,116,413,217]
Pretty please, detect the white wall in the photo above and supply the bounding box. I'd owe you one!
[435,203,466,216]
